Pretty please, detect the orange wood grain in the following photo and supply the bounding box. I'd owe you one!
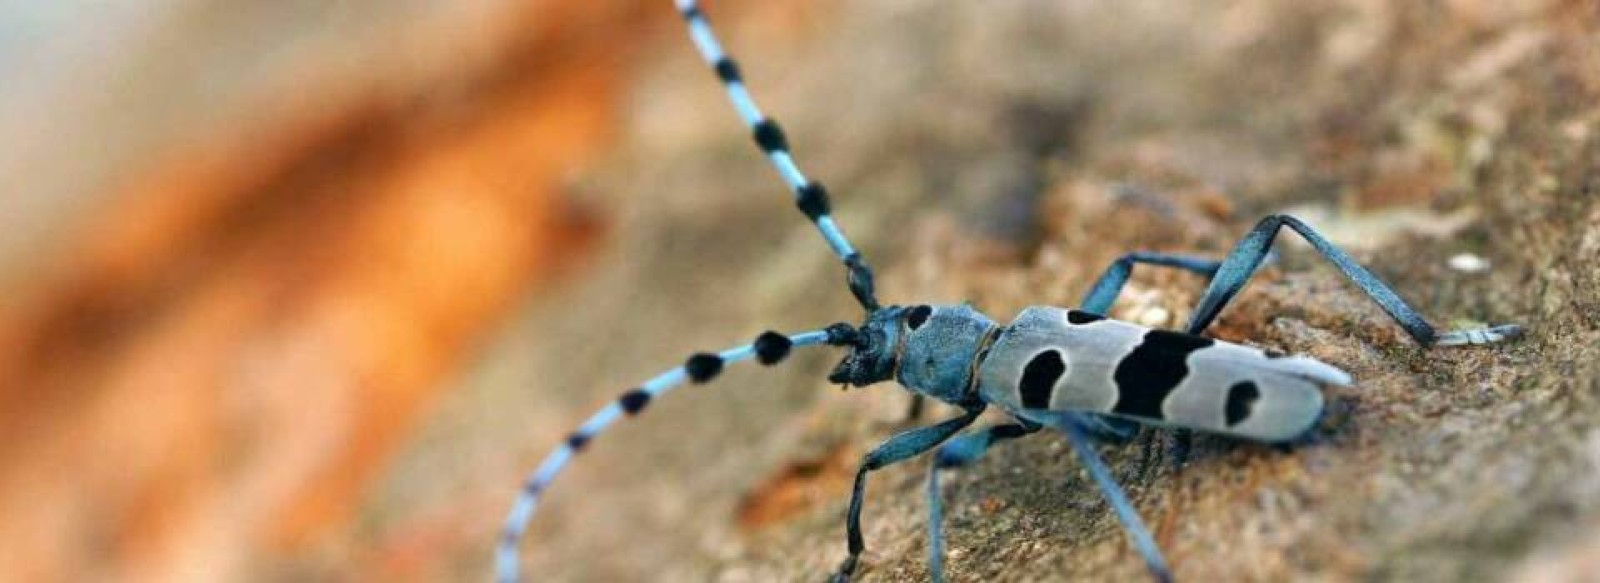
[0,1,663,579]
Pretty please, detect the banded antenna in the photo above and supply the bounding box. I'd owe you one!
[675,0,880,312]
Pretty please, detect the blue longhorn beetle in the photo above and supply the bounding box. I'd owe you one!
[497,2,1524,581]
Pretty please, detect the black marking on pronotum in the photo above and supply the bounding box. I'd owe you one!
[1066,310,1105,325]
[754,331,794,365]
[797,182,831,221]
[752,119,790,153]
[1019,350,1066,409]
[713,57,741,83]
[1225,381,1260,427]
[566,432,591,452]
[906,305,933,331]
[685,353,724,383]
[1111,330,1215,419]
[619,389,651,415]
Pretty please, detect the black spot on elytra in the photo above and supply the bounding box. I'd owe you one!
[754,331,793,365]
[1111,330,1215,419]
[906,305,933,331]
[685,353,724,383]
[1066,310,1105,325]
[619,389,651,415]
[1225,381,1260,427]
[1019,350,1066,409]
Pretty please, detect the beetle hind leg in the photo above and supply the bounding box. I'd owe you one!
[1185,214,1523,348]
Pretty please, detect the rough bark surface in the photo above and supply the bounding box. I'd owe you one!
[380,1,1600,582]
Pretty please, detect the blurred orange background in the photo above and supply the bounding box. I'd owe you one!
[0,1,672,579]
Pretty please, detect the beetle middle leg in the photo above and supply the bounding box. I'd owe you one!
[927,412,1173,582]
[1080,251,1225,316]
[925,421,1040,582]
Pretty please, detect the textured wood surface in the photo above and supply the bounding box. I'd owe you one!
[2,1,1597,581]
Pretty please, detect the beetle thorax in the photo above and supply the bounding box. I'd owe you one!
[828,304,999,404]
